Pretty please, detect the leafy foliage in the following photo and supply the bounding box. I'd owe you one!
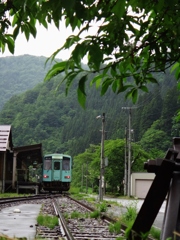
[0,1,180,106]
[0,55,179,193]
[72,139,150,193]
[0,55,179,158]
[139,120,170,153]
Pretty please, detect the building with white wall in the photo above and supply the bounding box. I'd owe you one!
[131,172,155,199]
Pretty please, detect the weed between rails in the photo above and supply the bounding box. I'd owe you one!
[37,214,58,229]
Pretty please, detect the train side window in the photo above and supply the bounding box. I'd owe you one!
[54,162,60,170]
[44,160,51,170]
[62,160,70,170]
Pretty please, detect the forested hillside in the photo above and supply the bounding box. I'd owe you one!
[0,55,179,158]
[0,55,50,110]
[0,74,130,156]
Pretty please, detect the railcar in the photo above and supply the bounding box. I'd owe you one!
[42,153,72,192]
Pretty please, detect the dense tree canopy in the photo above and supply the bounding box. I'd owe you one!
[0,55,178,157]
[72,139,149,193]
[0,55,47,109]
[1,0,180,106]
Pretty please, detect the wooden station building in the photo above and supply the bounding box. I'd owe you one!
[0,125,43,193]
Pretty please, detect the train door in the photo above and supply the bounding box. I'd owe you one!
[53,160,61,180]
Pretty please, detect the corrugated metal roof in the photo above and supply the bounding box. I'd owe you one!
[0,125,12,152]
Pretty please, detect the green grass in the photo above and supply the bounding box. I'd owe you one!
[90,210,100,219]
[109,221,121,234]
[150,226,161,240]
[70,191,162,239]
[84,197,96,202]
[69,186,80,195]
[37,214,58,229]
[70,211,82,218]
[121,201,138,224]
[96,201,107,212]
[64,211,89,220]
[0,193,30,198]
[0,235,27,239]
[120,202,161,240]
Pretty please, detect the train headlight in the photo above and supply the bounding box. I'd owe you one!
[65,176,70,179]
[43,175,49,178]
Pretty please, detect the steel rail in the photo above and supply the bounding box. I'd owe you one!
[53,198,75,240]
[66,195,155,240]
[0,193,61,205]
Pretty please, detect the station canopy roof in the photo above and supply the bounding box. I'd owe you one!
[0,125,13,152]
[13,143,43,165]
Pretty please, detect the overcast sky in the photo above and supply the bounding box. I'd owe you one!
[0,22,74,60]
[0,18,101,65]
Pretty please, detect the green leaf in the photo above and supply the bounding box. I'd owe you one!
[174,67,180,80]
[132,89,138,103]
[112,80,117,93]
[44,61,66,81]
[118,84,133,94]
[112,0,126,18]
[12,13,19,27]
[125,90,132,100]
[28,19,37,38]
[59,70,81,95]
[77,88,86,109]
[177,81,180,90]
[88,44,103,70]
[0,41,5,53]
[65,17,70,27]
[90,74,103,88]
[78,75,87,96]
[46,47,62,64]
[13,26,20,39]
[125,88,139,103]
[139,85,148,92]
[101,78,113,96]
[40,18,48,28]
[62,0,75,11]
[64,35,80,49]
[146,77,158,84]
[72,41,89,67]
[21,24,30,41]
[116,78,124,93]
[171,62,180,73]
[5,35,14,54]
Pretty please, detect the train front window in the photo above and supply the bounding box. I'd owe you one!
[54,162,60,170]
[44,160,52,170]
[62,159,70,170]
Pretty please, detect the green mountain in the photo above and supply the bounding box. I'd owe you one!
[0,55,179,158]
[0,55,49,110]
[0,74,130,156]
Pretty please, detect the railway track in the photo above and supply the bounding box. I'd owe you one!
[0,194,51,204]
[35,194,125,239]
[0,194,155,240]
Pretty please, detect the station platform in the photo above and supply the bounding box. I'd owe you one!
[0,203,41,239]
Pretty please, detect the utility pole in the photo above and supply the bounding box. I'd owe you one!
[81,164,84,191]
[97,113,105,201]
[128,108,132,197]
[86,161,88,194]
[124,126,128,196]
[122,107,133,197]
